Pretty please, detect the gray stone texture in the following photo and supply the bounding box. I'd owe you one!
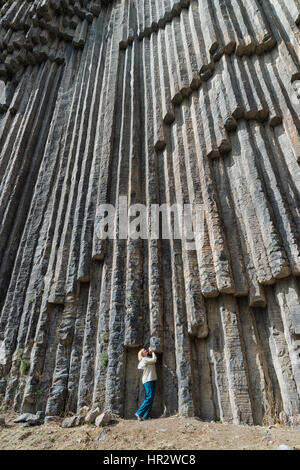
[0,0,300,426]
[85,407,101,424]
[61,415,84,428]
[95,411,112,427]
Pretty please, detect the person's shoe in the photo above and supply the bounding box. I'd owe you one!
[135,413,144,422]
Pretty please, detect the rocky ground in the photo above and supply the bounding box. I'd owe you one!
[0,412,300,450]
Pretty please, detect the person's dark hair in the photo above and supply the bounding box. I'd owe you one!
[141,344,153,357]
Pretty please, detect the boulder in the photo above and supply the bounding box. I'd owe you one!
[85,407,101,425]
[26,416,41,425]
[13,413,36,423]
[61,415,85,428]
[13,411,44,426]
[95,412,112,427]
[61,416,77,428]
[36,411,45,420]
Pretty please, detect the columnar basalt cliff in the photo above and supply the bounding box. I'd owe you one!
[0,0,300,425]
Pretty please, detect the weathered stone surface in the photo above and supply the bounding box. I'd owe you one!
[13,411,44,425]
[61,415,84,428]
[0,0,300,426]
[61,417,76,429]
[97,429,106,442]
[13,413,37,423]
[95,412,112,427]
[85,407,101,425]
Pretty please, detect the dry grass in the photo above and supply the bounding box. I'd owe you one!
[0,412,300,450]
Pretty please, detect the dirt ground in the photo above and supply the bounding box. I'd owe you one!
[1,412,300,450]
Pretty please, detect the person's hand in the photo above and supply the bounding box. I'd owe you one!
[148,347,153,353]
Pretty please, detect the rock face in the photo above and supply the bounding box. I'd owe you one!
[0,0,300,426]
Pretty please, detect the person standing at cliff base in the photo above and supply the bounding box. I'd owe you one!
[135,347,157,421]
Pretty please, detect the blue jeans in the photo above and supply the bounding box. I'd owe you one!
[136,380,156,419]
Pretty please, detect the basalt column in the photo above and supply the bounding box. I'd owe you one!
[0,0,300,425]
